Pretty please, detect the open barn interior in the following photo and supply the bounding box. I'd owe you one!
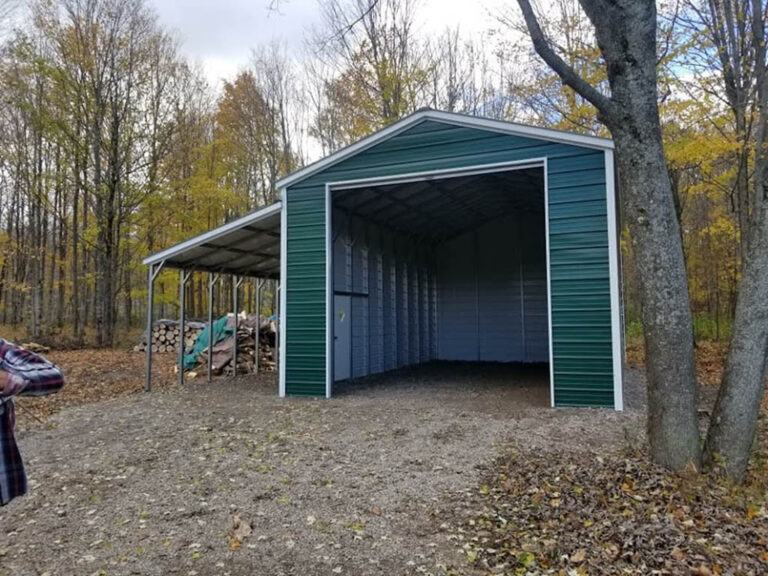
[330,166,550,389]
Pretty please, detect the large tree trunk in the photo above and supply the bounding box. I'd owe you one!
[705,202,768,479]
[703,0,768,482]
[613,124,701,470]
[592,1,702,471]
[516,0,702,471]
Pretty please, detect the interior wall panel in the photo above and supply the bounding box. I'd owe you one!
[436,234,477,361]
[436,210,548,363]
[332,214,439,381]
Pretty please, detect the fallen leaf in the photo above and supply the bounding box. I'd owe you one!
[229,514,252,548]
[570,548,586,564]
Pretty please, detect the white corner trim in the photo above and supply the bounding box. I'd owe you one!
[275,110,613,190]
[325,183,333,399]
[279,189,287,398]
[143,202,282,266]
[605,149,624,411]
[543,158,556,408]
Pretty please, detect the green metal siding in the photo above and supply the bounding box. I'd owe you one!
[284,185,326,396]
[548,154,613,407]
[285,119,615,406]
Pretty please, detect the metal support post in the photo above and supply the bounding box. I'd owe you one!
[208,273,220,384]
[275,280,281,373]
[233,275,244,377]
[179,269,192,386]
[145,260,165,392]
[255,279,265,374]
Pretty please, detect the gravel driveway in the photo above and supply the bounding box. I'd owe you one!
[0,363,645,576]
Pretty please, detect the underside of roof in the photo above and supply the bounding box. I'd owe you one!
[333,167,544,243]
[142,203,281,279]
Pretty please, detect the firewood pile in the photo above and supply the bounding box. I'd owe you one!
[200,314,277,374]
[134,319,205,354]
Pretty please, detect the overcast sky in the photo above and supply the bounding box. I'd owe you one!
[150,0,507,88]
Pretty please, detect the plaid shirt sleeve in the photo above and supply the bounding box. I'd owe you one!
[0,339,64,506]
[0,340,64,397]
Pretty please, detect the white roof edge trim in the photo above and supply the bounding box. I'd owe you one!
[143,202,282,267]
[275,109,613,190]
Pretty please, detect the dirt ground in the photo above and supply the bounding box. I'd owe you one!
[0,361,645,576]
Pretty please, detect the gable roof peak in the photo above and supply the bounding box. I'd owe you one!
[276,109,612,190]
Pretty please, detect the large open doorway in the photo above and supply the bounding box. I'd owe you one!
[326,161,551,400]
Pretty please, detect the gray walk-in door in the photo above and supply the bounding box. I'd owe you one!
[334,294,351,381]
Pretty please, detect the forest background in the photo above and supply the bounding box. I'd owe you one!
[0,0,745,349]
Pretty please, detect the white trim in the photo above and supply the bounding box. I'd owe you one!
[324,158,554,406]
[543,158,556,408]
[143,202,282,266]
[325,183,333,398]
[605,150,624,411]
[279,190,287,398]
[275,109,613,190]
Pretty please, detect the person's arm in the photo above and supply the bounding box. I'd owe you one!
[0,369,31,397]
[0,345,64,398]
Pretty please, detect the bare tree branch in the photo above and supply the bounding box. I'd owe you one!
[515,0,618,119]
[319,0,381,50]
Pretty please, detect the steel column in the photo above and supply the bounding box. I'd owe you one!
[145,261,165,392]
[233,275,244,377]
[179,269,192,386]
[255,279,265,374]
[208,273,220,384]
[275,281,281,373]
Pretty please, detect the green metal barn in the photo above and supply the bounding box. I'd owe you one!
[143,109,624,409]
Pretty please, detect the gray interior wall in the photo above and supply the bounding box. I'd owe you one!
[436,211,549,363]
[332,204,548,382]
[333,209,438,381]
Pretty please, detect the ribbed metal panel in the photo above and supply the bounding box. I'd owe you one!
[284,184,326,396]
[520,214,549,362]
[437,212,547,363]
[409,262,419,365]
[397,258,408,367]
[284,119,615,406]
[369,233,384,374]
[436,233,476,361]
[548,153,613,407]
[328,216,438,382]
[385,250,397,370]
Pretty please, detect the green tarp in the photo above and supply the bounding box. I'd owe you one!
[183,316,233,370]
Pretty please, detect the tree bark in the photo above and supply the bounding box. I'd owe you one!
[704,0,768,481]
[516,0,702,470]
[705,201,768,479]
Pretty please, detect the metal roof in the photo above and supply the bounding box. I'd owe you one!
[276,109,613,190]
[142,202,282,279]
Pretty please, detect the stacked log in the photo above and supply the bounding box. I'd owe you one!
[134,319,205,354]
[222,316,277,375]
[200,314,277,375]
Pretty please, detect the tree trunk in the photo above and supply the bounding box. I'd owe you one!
[613,125,701,470]
[705,202,768,479]
[703,0,768,482]
[516,0,702,471]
